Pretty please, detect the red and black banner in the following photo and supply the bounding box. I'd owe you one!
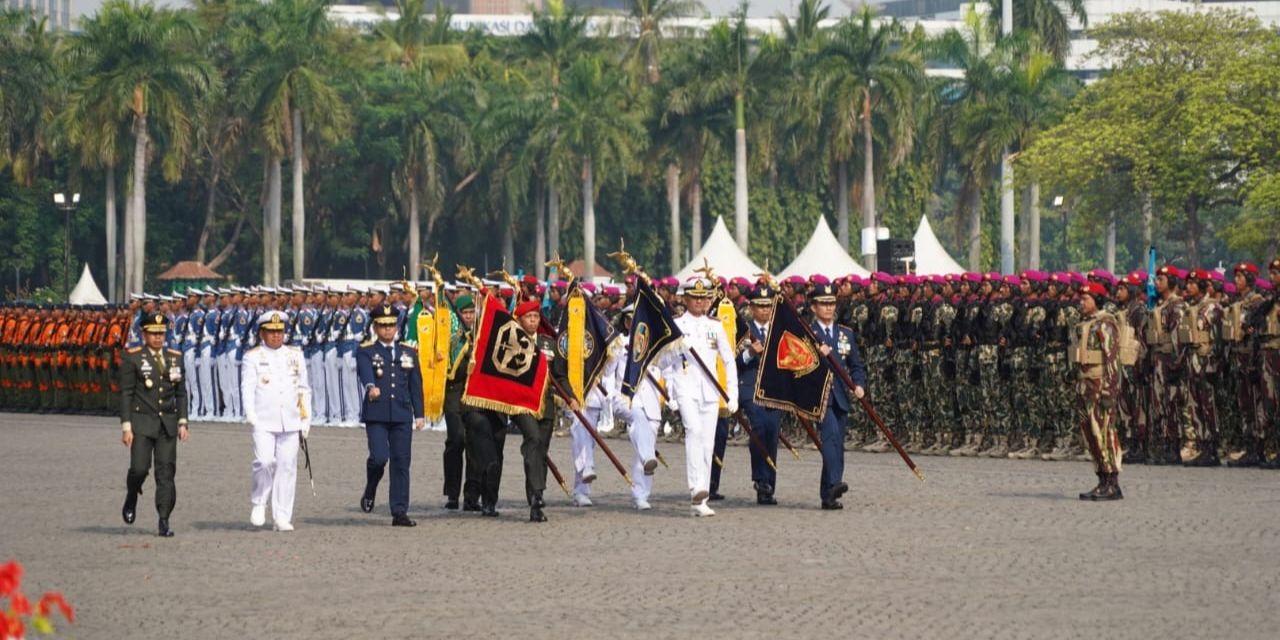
[462,292,550,417]
[754,295,833,420]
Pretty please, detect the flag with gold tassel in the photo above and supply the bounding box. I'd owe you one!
[421,289,451,420]
[566,288,587,402]
[556,283,617,404]
[714,292,737,415]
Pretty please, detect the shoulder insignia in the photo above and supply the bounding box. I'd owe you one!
[166,348,181,356]
[127,347,142,354]
[838,324,855,333]
[360,338,376,348]
[399,341,416,349]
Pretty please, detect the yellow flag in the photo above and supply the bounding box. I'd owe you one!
[567,289,587,403]
[419,294,451,420]
[716,295,736,414]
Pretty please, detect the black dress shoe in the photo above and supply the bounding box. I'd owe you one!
[821,500,843,510]
[481,503,499,517]
[391,514,417,527]
[529,506,547,522]
[444,499,460,510]
[752,482,774,495]
[756,492,777,506]
[157,519,174,537]
[708,492,726,502]
[122,494,137,525]
[830,482,849,501]
[360,494,375,513]
[462,499,481,512]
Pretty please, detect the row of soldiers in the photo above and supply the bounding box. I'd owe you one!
[718,260,1280,469]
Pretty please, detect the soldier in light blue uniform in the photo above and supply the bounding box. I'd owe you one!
[292,288,324,420]
[341,294,370,425]
[227,289,255,421]
[197,291,222,420]
[315,290,336,425]
[215,290,241,421]
[183,289,206,422]
[323,290,347,425]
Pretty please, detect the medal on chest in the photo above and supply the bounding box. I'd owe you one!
[838,331,851,356]
[399,352,414,370]
[373,353,385,378]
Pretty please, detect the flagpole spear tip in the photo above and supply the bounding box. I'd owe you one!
[913,468,926,482]
[766,457,777,472]
[789,448,802,461]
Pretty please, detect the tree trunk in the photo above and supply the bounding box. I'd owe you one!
[733,93,748,250]
[130,116,148,296]
[1184,198,1201,267]
[582,157,596,281]
[1029,181,1041,270]
[196,152,221,264]
[999,150,1015,274]
[1141,190,1153,249]
[690,175,703,256]
[105,165,117,302]
[666,164,681,274]
[547,184,560,269]
[860,91,876,268]
[836,159,850,250]
[1104,212,1116,273]
[268,156,283,286]
[408,177,421,281]
[501,207,515,271]
[207,207,247,272]
[261,156,272,286]
[1018,185,1031,271]
[291,108,305,282]
[966,184,982,271]
[534,180,546,280]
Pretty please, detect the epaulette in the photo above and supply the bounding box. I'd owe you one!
[838,324,855,333]
[166,348,181,356]
[399,341,417,350]
[360,338,376,348]
[127,347,142,354]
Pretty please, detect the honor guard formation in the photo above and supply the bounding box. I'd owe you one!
[2,256,1279,536]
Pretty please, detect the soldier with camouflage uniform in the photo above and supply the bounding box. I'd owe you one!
[1226,263,1268,467]
[1072,282,1124,500]
[1146,266,1188,465]
[1115,273,1150,464]
[1181,269,1223,466]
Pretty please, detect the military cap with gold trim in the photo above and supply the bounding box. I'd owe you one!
[811,283,837,302]
[141,313,169,333]
[256,310,289,331]
[371,304,399,326]
[680,277,717,298]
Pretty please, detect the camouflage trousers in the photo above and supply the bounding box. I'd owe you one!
[1230,350,1264,441]
[1006,347,1034,442]
[1077,377,1122,474]
[919,349,949,439]
[955,349,978,441]
[1149,353,1186,448]
[894,350,919,440]
[1187,354,1219,446]
[976,345,1009,440]
[860,346,889,443]
[1117,366,1150,450]
[1036,352,1073,446]
[1262,348,1280,447]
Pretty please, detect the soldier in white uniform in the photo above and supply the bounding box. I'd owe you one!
[613,306,665,510]
[241,311,311,532]
[661,278,738,517]
[567,310,620,507]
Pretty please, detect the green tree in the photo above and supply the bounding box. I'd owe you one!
[986,0,1086,65]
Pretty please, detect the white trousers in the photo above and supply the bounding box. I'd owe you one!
[251,430,300,525]
[306,351,326,423]
[323,349,342,424]
[196,345,217,418]
[183,349,199,419]
[217,351,240,419]
[676,397,719,498]
[340,351,360,424]
[571,406,602,495]
[627,408,657,501]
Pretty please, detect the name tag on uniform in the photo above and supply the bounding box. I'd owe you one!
[169,367,182,382]
[400,353,414,369]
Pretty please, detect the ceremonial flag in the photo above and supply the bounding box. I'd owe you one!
[557,286,618,403]
[754,295,833,421]
[462,292,550,417]
[620,278,683,399]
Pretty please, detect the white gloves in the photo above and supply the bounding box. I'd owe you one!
[665,397,679,412]
[726,400,739,414]
[301,423,311,439]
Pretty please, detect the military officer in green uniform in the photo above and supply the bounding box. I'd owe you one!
[119,313,189,537]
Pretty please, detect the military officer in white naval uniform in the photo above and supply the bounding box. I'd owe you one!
[241,311,312,531]
[661,277,738,517]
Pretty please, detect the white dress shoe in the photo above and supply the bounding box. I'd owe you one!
[273,521,294,532]
[571,493,593,507]
[691,501,715,517]
[633,499,652,511]
[581,468,597,484]
[250,505,266,527]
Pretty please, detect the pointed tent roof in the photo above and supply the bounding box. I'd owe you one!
[68,264,107,305]
[675,217,763,282]
[779,216,870,279]
[912,214,965,276]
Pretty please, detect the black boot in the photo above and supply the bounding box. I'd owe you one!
[462,497,481,512]
[1079,472,1107,501]
[481,499,499,517]
[529,491,547,522]
[1094,473,1123,501]
[1229,439,1264,468]
[1121,442,1147,465]
[122,472,144,525]
[157,518,174,537]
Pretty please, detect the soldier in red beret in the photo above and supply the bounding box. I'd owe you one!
[1181,270,1224,466]
[1225,264,1267,466]
[1073,283,1123,500]
[1147,266,1188,464]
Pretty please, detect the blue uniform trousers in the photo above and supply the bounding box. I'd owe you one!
[364,420,413,516]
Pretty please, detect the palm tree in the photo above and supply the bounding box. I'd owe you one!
[65,0,216,297]
[527,56,645,277]
[0,11,58,187]
[657,64,727,258]
[812,7,924,260]
[518,0,593,276]
[233,0,350,284]
[677,5,781,250]
[623,0,705,85]
[985,0,1086,65]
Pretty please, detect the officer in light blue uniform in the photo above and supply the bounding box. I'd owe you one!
[169,296,187,352]
[322,290,344,425]
[216,290,241,420]
[736,283,785,505]
[183,289,206,422]
[356,304,424,527]
[809,282,867,511]
[340,295,369,425]
[228,290,255,421]
[198,292,223,420]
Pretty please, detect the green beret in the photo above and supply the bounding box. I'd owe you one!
[454,295,474,311]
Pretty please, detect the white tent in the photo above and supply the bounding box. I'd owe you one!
[68,264,107,305]
[912,214,965,276]
[779,216,870,278]
[674,216,763,281]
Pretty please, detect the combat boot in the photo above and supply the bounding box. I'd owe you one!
[923,432,947,455]
[1079,472,1107,500]
[983,435,1010,458]
[1184,441,1220,467]
[1009,436,1040,460]
[904,431,923,454]
[1228,438,1263,468]
[1093,472,1123,501]
[949,433,976,456]
[1122,441,1147,465]
[1042,437,1075,461]
[863,435,892,454]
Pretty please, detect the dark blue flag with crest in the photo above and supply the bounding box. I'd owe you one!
[620,277,683,399]
[754,294,833,420]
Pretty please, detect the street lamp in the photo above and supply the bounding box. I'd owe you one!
[53,192,80,301]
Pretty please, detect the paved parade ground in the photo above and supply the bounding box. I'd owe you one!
[3,413,1279,639]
